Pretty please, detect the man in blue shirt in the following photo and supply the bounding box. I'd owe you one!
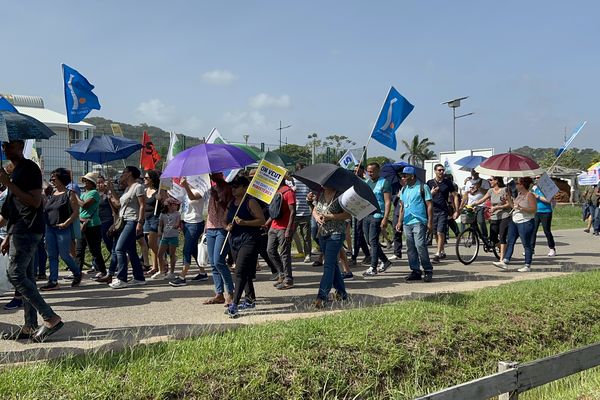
[362,162,392,276]
[396,166,434,282]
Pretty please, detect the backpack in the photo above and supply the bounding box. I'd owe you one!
[268,188,291,219]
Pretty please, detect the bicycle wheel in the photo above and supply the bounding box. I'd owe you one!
[492,243,500,260]
[455,227,480,265]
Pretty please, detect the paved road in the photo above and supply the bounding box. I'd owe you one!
[1,229,598,365]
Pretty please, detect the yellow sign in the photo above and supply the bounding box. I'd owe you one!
[246,159,287,204]
[110,124,123,136]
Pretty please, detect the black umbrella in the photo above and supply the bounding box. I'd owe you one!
[0,110,56,141]
[292,163,380,213]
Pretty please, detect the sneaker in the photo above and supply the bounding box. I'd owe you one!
[304,255,311,263]
[96,274,113,283]
[91,272,106,281]
[150,271,164,280]
[71,274,82,287]
[191,273,209,281]
[272,276,284,287]
[169,276,187,287]
[518,265,531,273]
[389,254,398,260]
[3,298,23,310]
[164,272,176,281]
[312,260,323,267]
[377,260,392,273]
[128,279,146,286]
[584,228,590,233]
[296,252,305,259]
[342,271,354,280]
[440,252,446,259]
[225,304,239,318]
[423,271,433,283]
[40,281,60,291]
[238,300,256,310]
[64,274,74,280]
[492,261,508,270]
[360,256,372,265]
[432,254,440,263]
[349,258,357,266]
[86,267,97,274]
[405,271,422,282]
[548,249,556,257]
[362,267,377,277]
[276,281,294,290]
[109,279,128,289]
[268,273,279,281]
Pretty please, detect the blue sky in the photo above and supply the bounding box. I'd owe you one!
[2,1,599,159]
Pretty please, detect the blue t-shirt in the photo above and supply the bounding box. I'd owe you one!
[533,187,552,213]
[400,181,432,226]
[365,177,391,219]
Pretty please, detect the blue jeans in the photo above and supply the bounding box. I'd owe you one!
[363,215,388,270]
[100,219,114,254]
[182,221,205,266]
[317,233,347,301]
[206,228,234,294]
[504,219,535,265]
[8,233,57,327]
[404,222,433,273]
[35,236,47,276]
[46,226,81,282]
[114,220,144,282]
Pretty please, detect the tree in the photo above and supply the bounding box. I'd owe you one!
[276,144,311,164]
[539,149,583,170]
[323,135,356,162]
[400,134,436,167]
[366,156,392,166]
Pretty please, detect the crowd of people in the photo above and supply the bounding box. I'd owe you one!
[0,139,567,339]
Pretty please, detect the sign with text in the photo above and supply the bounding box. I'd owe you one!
[536,172,559,200]
[338,149,360,170]
[167,174,211,202]
[247,159,287,204]
[339,186,376,220]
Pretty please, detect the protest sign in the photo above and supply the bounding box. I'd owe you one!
[536,172,559,200]
[339,186,376,220]
[247,160,287,204]
[338,149,359,170]
[167,174,210,202]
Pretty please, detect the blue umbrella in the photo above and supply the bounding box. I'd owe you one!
[0,110,56,141]
[380,162,426,194]
[65,135,142,164]
[455,155,488,171]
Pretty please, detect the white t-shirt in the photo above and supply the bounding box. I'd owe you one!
[464,178,490,193]
[181,188,205,223]
[120,183,144,221]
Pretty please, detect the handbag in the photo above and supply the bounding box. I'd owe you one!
[108,185,134,237]
[197,233,209,267]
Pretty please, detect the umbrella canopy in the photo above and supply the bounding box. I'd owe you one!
[455,155,488,171]
[587,161,600,172]
[66,135,143,164]
[380,162,426,194]
[161,143,256,178]
[292,163,380,212]
[476,152,544,178]
[0,110,56,141]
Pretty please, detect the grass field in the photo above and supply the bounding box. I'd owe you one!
[1,270,600,399]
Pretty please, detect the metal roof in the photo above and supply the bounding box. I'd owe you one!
[15,105,94,131]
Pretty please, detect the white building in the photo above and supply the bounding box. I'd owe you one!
[1,93,96,179]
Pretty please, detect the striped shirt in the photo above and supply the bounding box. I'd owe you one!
[293,179,311,217]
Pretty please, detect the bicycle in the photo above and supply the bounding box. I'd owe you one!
[455,206,500,265]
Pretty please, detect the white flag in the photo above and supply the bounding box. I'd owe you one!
[338,149,359,170]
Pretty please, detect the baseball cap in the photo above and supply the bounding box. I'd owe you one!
[402,166,416,175]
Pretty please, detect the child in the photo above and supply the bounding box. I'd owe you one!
[157,197,181,280]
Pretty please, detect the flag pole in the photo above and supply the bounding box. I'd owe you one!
[219,191,248,256]
[547,121,587,173]
[355,88,391,174]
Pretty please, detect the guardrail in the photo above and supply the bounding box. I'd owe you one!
[415,342,600,400]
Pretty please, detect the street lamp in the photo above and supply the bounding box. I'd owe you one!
[243,134,250,145]
[276,121,292,150]
[442,96,474,151]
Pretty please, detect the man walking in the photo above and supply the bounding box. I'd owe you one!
[362,162,392,276]
[0,140,64,341]
[266,179,296,289]
[426,164,459,262]
[291,163,312,263]
[396,166,434,282]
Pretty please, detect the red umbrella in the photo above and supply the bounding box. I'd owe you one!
[475,152,544,178]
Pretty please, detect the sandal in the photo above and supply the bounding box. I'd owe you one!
[144,268,158,276]
[203,295,225,305]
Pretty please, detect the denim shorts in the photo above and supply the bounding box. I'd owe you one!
[143,215,159,233]
[160,236,179,246]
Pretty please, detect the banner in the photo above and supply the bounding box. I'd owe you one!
[62,64,101,123]
[141,131,161,170]
[338,186,377,220]
[370,86,414,150]
[577,171,599,186]
[246,159,287,204]
[110,124,123,136]
[167,174,210,202]
[536,172,559,200]
[338,149,360,170]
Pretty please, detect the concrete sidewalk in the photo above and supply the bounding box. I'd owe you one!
[1,229,598,365]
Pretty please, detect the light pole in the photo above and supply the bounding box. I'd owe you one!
[276,121,291,150]
[243,134,250,145]
[442,96,474,151]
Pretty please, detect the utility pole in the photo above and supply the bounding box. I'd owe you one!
[243,134,250,145]
[276,121,291,150]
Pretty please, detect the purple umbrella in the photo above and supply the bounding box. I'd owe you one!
[161,143,256,178]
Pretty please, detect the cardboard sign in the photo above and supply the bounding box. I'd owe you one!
[339,186,376,220]
[536,172,559,200]
[167,174,210,201]
[246,159,287,204]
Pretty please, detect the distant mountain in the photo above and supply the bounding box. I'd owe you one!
[513,146,599,170]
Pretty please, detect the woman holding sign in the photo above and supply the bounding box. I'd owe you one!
[312,185,351,308]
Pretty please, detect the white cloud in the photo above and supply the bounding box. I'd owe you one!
[222,110,267,136]
[135,99,175,124]
[250,93,291,109]
[201,69,237,85]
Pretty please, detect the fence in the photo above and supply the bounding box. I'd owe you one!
[415,342,600,399]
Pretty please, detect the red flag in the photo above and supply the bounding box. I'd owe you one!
[141,131,161,170]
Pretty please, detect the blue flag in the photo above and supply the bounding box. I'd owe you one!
[62,64,101,123]
[371,86,414,150]
[0,96,18,112]
[555,121,587,157]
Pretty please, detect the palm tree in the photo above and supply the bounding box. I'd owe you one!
[400,134,436,167]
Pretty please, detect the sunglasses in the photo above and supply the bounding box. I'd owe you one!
[436,169,445,172]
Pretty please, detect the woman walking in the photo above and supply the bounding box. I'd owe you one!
[142,170,162,276]
[42,168,82,290]
[311,185,350,308]
[96,175,115,256]
[224,176,265,318]
[530,176,556,257]
[493,177,537,272]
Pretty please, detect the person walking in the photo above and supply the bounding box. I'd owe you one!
[266,179,296,289]
[530,176,556,257]
[96,175,114,258]
[158,197,181,280]
[362,162,392,277]
[0,140,63,342]
[224,176,265,318]
[42,168,82,291]
[142,170,162,276]
[291,163,312,263]
[426,164,459,262]
[396,166,434,282]
[493,177,537,272]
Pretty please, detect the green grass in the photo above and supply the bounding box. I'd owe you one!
[2,271,600,399]
[552,204,587,230]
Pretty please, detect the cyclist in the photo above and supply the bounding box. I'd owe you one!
[459,178,488,242]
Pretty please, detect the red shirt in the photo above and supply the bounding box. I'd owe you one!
[271,186,296,230]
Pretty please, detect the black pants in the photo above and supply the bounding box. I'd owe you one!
[77,224,106,274]
[258,232,276,274]
[232,238,260,306]
[392,207,403,257]
[531,212,555,250]
[352,217,370,259]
